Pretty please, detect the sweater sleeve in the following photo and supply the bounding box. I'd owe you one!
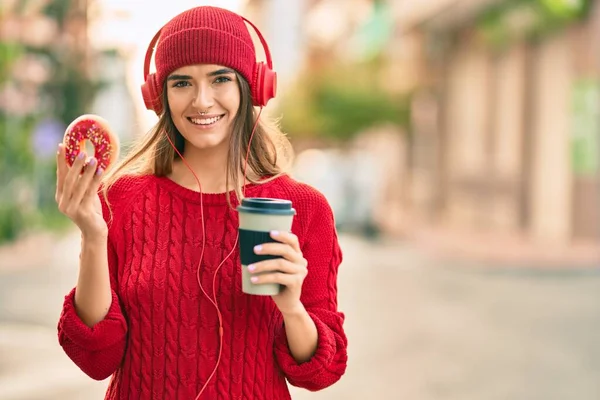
[274,189,348,391]
[56,191,128,381]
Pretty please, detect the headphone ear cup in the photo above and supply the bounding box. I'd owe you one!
[252,62,277,107]
[141,73,163,115]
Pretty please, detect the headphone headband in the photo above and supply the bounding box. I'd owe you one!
[143,28,163,81]
[241,16,273,69]
[142,16,274,83]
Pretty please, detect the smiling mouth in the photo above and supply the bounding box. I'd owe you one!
[187,115,224,126]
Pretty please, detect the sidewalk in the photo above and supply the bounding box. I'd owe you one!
[0,324,108,400]
[409,224,600,269]
[0,229,109,400]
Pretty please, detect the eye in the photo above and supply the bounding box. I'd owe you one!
[214,76,232,84]
[172,80,190,88]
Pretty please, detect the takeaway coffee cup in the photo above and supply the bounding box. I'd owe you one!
[237,198,296,295]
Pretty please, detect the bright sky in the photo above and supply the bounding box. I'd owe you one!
[89,0,246,131]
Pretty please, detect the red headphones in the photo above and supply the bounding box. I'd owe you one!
[141,17,277,115]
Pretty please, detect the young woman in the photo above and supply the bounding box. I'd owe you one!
[55,6,347,400]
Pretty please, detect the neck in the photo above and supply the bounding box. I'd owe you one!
[168,141,264,194]
[170,145,231,193]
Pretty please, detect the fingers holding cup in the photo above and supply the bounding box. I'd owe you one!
[269,230,301,253]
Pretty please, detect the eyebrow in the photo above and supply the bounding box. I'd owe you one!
[167,74,192,81]
[167,68,236,81]
[208,68,235,76]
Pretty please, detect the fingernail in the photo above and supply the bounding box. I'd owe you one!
[271,230,279,236]
[78,152,85,159]
[96,167,104,176]
[254,245,262,253]
[248,264,256,272]
[251,277,259,283]
[89,158,97,166]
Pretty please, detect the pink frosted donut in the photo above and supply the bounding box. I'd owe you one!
[63,114,119,171]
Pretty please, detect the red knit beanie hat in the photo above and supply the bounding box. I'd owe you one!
[155,6,256,92]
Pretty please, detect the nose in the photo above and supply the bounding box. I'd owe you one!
[191,83,215,110]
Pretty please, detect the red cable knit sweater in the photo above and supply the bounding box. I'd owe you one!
[57,173,348,399]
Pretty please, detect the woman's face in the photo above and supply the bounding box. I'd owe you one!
[166,64,241,153]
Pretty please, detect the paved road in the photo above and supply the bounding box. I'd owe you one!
[1,231,599,399]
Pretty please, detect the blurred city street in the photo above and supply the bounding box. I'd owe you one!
[1,231,599,400]
[3,0,600,399]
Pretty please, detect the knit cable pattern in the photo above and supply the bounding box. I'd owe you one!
[57,174,348,399]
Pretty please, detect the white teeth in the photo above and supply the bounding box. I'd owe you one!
[190,116,222,125]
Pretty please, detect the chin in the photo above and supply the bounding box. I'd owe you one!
[184,133,228,151]
[187,140,224,151]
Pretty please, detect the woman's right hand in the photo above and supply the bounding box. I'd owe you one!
[55,144,107,238]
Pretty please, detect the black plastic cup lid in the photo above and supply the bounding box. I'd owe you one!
[237,197,296,215]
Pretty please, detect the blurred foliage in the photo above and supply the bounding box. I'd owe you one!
[570,78,600,176]
[0,0,108,243]
[0,203,26,242]
[0,42,23,83]
[476,0,591,49]
[43,0,75,26]
[279,59,410,141]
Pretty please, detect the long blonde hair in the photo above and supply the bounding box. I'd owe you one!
[101,72,294,211]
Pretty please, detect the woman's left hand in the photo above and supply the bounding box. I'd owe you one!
[248,231,308,315]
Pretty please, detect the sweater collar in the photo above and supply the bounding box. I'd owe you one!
[151,174,278,205]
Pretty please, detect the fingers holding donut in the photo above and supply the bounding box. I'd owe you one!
[80,156,105,208]
[56,114,115,237]
[55,144,107,236]
[62,150,89,206]
[69,154,101,209]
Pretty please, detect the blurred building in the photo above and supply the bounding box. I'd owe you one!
[393,0,600,248]
[225,0,600,256]
[248,0,599,247]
